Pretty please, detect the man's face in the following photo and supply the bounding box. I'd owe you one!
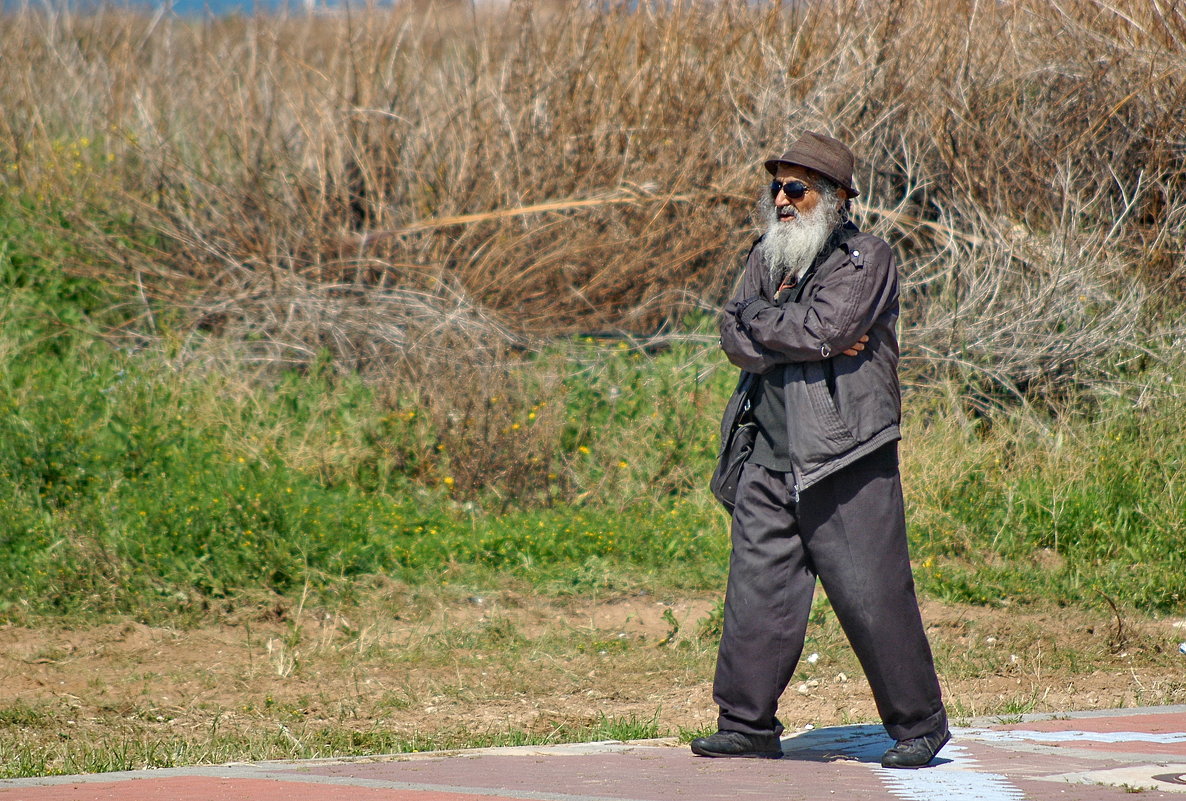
[759,164,848,285]
[771,165,846,223]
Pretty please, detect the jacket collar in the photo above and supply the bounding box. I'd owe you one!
[824,220,861,260]
[771,221,860,303]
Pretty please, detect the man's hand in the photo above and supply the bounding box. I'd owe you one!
[842,334,870,357]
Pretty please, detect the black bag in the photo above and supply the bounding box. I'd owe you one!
[710,372,758,513]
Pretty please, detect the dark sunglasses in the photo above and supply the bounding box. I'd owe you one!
[770,179,811,200]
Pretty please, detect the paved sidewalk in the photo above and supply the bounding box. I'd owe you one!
[3,705,1186,800]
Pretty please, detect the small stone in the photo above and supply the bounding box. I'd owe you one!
[836,672,848,682]
[797,683,810,695]
[806,652,820,664]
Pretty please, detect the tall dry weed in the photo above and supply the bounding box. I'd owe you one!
[406,341,567,502]
[1,0,1183,397]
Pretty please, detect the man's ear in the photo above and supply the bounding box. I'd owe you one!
[836,188,849,211]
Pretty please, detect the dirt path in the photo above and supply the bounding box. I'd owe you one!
[2,592,1184,775]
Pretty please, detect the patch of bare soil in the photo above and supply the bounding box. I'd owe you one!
[1,592,1184,769]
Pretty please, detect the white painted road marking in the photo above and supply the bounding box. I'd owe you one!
[786,726,1027,801]
[878,743,1026,801]
[961,727,1186,745]
[786,723,1186,800]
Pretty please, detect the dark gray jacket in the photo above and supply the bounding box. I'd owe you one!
[719,229,901,496]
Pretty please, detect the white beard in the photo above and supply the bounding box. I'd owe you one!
[757,192,840,290]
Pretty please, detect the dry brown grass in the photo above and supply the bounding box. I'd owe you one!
[1,0,1184,395]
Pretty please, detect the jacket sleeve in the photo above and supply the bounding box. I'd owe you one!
[719,242,795,374]
[732,236,896,363]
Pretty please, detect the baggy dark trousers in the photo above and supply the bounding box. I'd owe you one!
[712,444,945,742]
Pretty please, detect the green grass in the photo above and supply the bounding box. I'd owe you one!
[2,194,1185,622]
[0,712,666,778]
[905,396,1186,611]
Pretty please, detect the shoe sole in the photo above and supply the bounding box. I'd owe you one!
[690,745,783,759]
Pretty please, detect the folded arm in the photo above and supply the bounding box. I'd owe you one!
[723,237,894,364]
[718,241,794,374]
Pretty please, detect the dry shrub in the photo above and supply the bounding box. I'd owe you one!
[900,220,1154,403]
[400,338,567,502]
[182,271,526,374]
[1,0,1184,398]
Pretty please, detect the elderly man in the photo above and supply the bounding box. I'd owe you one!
[693,132,949,768]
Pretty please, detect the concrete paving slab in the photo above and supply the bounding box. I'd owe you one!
[3,705,1185,801]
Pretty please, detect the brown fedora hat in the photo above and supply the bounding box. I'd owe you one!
[764,131,859,198]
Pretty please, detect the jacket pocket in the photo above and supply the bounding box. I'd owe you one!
[785,365,858,473]
[830,351,900,442]
[805,362,857,444]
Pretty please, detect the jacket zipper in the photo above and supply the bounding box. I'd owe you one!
[786,254,820,509]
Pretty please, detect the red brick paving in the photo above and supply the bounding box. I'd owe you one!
[1036,740,1186,757]
[0,777,507,801]
[0,778,505,801]
[997,710,1186,737]
[300,749,890,800]
[990,709,1186,758]
[3,707,1185,801]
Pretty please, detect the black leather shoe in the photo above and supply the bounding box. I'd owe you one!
[880,726,951,768]
[690,730,783,759]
